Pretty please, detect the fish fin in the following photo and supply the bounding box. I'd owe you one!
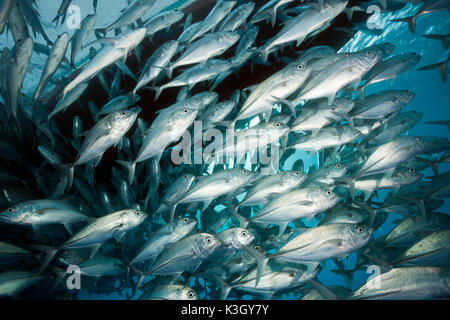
[276,222,289,237]
[271,95,296,118]
[212,274,233,300]
[308,279,340,300]
[94,28,107,37]
[242,244,268,287]
[302,262,319,275]
[327,92,336,105]
[364,254,393,273]
[225,203,249,228]
[89,244,102,259]
[391,16,417,35]
[84,36,116,48]
[201,199,213,212]
[55,163,74,190]
[332,111,355,132]
[398,196,426,219]
[30,245,58,273]
[115,160,136,185]
[63,223,73,235]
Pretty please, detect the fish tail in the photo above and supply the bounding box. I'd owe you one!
[308,279,340,300]
[94,28,107,37]
[242,244,268,287]
[336,176,356,199]
[270,96,296,118]
[31,244,58,273]
[115,160,136,185]
[357,85,365,100]
[55,163,74,190]
[165,65,173,79]
[224,203,247,228]
[212,274,232,300]
[391,16,417,35]
[416,157,439,175]
[398,196,426,219]
[127,264,148,299]
[259,47,269,62]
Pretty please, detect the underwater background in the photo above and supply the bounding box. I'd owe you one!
[0,0,449,300]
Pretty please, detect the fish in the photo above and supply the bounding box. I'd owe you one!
[218,2,254,32]
[143,9,184,40]
[0,0,12,35]
[94,0,156,35]
[0,271,48,297]
[417,55,450,82]
[391,0,450,34]
[70,14,97,68]
[33,33,69,103]
[298,45,384,105]
[422,32,450,49]
[358,53,421,98]
[132,233,221,276]
[133,40,179,99]
[189,0,237,42]
[36,209,147,271]
[351,267,450,299]
[0,199,91,234]
[234,187,340,235]
[166,31,240,79]
[178,168,257,212]
[221,59,311,128]
[258,0,348,62]
[61,28,147,103]
[62,109,140,188]
[138,284,199,300]
[116,103,198,184]
[2,37,33,126]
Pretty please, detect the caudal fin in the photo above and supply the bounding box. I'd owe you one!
[242,244,268,286]
[31,245,58,273]
[212,274,233,300]
[55,163,74,190]
[391,16,417,35]
[224,203,248,228]
[94,28,107,37]
[115,160,136,185]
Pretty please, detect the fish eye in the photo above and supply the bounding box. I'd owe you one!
[294,171,299,175]
[275,122,280,127]
[206,237,212,244]
[254,245,260,250]
[366,51,371,55]
[188,291,194,298]
[357,226,365,233]
[121,111,127,116]
[6,207,15,213]
[183,108,189,113]
[326,190,332,196]
[241,231,247,237]
[135,210,141,215]
[408,168,415,173]
[242,169,248,173]
[183,217,189,223]
[335,164,341,168]
[297,64,302,69]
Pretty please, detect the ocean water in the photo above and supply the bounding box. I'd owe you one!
[0,0,449,300]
